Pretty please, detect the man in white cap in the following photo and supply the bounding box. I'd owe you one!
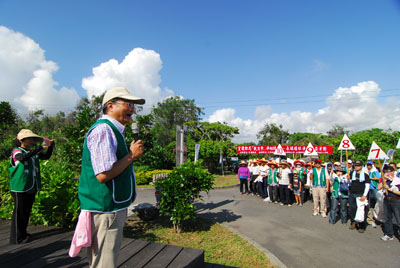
[78,87,145,267]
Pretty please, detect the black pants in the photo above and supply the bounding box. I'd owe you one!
[250,175,258,194]
[349,192,367,229]
[239,179,249,193]
[279,185,290,205]
[268,185,279,202]
[10,191,36,244]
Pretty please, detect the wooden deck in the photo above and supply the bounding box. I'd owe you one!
[0,219,209,268]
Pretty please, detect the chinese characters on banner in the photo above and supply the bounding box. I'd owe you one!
[237,145,333,155]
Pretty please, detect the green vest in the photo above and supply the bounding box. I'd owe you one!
[312,168,327,187]
[332,177,340,198]
[8,147,41,192]
[78,119,136,212]
[268,168,278,184]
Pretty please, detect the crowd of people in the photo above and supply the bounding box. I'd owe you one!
[237,157,400,241]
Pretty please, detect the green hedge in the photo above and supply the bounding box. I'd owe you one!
[0,160,80,228]
[135,169,172,185]
[0,159,171,227]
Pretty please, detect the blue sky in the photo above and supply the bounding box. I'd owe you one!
[1,0,399,142]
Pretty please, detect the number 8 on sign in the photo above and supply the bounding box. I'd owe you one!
[342,140,350,148]
[338,134,355,150]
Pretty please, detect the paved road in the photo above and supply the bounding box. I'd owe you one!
[132,187,400,268]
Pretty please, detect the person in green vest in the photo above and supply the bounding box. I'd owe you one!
[267,160,279,203]
[8,129,54,244]
[78,87,144,268]
[366,160,381,228]
[310,159,329,217]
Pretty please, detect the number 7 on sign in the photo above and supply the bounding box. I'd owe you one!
[371,149,380,159]
[367,141,389,160]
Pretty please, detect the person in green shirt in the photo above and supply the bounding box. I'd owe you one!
[8,129,54,244]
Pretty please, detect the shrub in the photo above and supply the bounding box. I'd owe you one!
[135,169,172,185]
[155,161,215,232]
[0,160,80,228]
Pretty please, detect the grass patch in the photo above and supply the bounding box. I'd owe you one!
[213,174,238,187]
[124,216,275,268]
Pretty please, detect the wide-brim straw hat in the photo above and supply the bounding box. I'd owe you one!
[294,160,305,167]
[267,160,279,168]
[239,161,247,166]
[258,158,268,163]
[102,87,145,107]
[17,129,43,141]
[280,159,288,166]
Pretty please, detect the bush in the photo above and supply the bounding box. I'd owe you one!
[155,161,215,232]
[0,160,80,228]
[135,169,172,185]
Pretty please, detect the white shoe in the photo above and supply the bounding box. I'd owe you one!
[381,235,394,241]
[321,213,327,218]
[313,212,318,216]
[288,204,292,207]
[371,223,377,228]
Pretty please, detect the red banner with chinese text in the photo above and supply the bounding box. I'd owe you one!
[237,145,333,155]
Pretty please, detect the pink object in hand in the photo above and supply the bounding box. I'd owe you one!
[69,211,92,257]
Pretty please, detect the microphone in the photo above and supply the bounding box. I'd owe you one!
[131,120,139,142]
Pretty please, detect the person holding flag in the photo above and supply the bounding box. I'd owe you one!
[366,160,381,228]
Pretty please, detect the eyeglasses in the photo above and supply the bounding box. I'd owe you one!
[115,101,135,109]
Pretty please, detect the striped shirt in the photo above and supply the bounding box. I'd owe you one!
[86,115,126,175]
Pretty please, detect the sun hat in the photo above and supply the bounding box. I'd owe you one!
[102,87,145,107]
[239,161,247,166]
[347,160,353,164]
[280,159,288,166]
[314,159,322,164]
[267,160,279,168]
[366,160,373,165]
[294,160,305,167]
[333,162,341,166]
[17,129,43,141]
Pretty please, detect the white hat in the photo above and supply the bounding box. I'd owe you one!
[347,160,353,164]
[17,129,43,141]
[102,87,145,107]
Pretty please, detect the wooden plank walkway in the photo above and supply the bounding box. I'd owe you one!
[0,219,207,268]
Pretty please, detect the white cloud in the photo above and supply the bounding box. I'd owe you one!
[82,48,173,110]
[0,26,80,115]
[207,81,400,143]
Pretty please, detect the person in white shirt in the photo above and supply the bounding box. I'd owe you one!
[278,159,292,206]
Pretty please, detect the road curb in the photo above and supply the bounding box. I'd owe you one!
[220,223,288,268]
[212,184,239,190]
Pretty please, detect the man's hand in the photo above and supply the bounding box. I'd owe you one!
[130,140,144,160]
[360,196,366,202]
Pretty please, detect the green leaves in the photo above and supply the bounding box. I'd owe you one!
[155,161,215,232]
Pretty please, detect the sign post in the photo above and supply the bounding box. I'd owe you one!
[338,134,356,164]
[368,141,389,195]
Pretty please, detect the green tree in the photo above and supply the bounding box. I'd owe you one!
[326,124,348,138]
[0,102,21,160]
[152,97,204,147]
[257,123,289,145]
[185,121,239,172]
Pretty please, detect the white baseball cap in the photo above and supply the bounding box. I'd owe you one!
[102,87,145,107]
